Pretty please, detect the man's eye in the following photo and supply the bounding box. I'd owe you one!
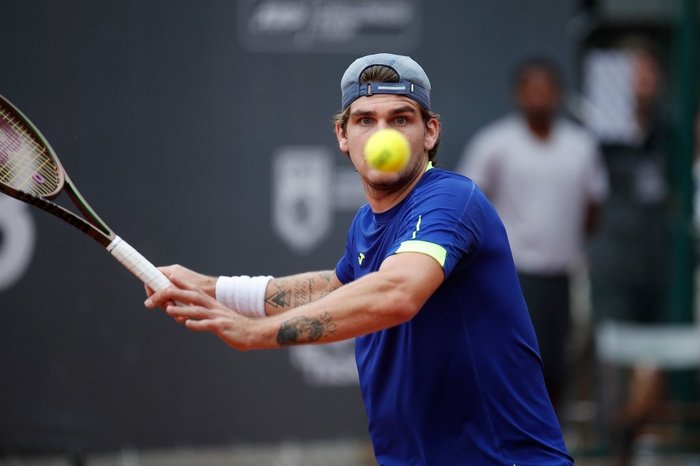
[360,117,373,125]
[395,116,407,125]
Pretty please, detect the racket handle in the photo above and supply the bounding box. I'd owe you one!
[107,236,172,292]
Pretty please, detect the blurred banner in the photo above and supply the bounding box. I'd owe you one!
[237,0,422,52]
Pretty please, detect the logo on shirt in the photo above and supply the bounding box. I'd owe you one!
[358,252,365,265]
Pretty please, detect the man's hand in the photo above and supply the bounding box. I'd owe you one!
[145,276,261,351]
[144,264,217,299]
[143,265,217,324]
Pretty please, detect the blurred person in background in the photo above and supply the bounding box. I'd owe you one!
[456,58,609,415]
[586,44,672,465]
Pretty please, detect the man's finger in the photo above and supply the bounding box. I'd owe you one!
[145,286,196,309]
[184,319,217,332]
[168,274,199,291]
[166,303,213,320]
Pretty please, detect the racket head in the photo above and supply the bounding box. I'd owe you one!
[0,94,65,200]
[0,94,114,246]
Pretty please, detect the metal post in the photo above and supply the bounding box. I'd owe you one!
[669,0,699,442]
[670,0,698,324]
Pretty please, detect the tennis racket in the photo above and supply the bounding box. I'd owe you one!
[0,94,172,293]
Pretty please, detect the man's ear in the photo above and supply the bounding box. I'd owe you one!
[424,118,440,152]
[335,122,349,154]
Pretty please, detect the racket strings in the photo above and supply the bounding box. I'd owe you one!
[0,109,54,184]
[0,106,61,196]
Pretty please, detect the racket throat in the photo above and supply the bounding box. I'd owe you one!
[64,179,112,239]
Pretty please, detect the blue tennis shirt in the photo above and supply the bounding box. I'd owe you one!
[335,166,573,465]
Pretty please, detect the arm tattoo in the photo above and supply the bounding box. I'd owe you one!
[292,276,315,307]
[318,271,341,298]
[265,272,340,311]
[266,279,293,310]
[266,286,291,309]
[276,312,337,346]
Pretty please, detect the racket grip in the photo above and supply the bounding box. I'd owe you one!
[107,236,172,292]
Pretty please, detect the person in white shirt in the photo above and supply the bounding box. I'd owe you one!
[456,58,608,413]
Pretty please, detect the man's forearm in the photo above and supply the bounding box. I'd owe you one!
[259,253,443,348]
[264,270,342,316]
[253,269,416,348]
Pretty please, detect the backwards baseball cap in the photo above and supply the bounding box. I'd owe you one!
[340,53,431,111]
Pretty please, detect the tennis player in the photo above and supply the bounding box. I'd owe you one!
[146,53,574,465]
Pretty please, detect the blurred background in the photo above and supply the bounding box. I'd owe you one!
[0,0,697,465]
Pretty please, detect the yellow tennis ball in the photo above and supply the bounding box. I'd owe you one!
[363,128,410,172]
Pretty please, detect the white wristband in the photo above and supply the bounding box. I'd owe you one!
[216,275,273,318]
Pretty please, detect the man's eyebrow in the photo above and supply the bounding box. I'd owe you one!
[349,109,375,117]
[349,106,418,117]
[391,106,418,115]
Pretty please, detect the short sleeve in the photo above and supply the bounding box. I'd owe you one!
[390,177,482,278]
[455,127,500,194]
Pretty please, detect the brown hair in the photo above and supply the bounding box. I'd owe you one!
[511,58,563,90]
[334,65,441,163]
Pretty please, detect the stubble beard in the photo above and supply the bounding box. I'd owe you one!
[361,159,424,196]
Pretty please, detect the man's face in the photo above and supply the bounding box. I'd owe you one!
[633,51,661,105]
[335,94,439,192]
[515,69,560,123]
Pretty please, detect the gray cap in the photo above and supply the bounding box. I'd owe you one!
[340,53,431,111]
